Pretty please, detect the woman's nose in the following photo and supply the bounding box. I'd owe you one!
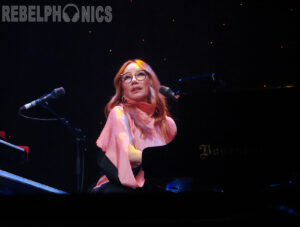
[131,76,138,83]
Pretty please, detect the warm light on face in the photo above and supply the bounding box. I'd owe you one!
[121,63,151,103]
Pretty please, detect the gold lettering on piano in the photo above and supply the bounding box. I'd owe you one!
[198,144,224,159]
[199,144,211,160]
[198,144,262,160]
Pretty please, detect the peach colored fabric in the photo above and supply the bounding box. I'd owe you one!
[94,100,177,189]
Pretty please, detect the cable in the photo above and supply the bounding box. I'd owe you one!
[18,106,61,121]
[18,103,87,193]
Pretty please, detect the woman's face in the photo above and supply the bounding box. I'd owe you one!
[121,63,151,102]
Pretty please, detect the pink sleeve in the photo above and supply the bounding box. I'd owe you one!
[96,106,143,188]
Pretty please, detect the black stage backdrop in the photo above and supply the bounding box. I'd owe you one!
[0,0,298,193]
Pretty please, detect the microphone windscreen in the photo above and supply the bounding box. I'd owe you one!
[159,86,174,96]
[52,87,66,99]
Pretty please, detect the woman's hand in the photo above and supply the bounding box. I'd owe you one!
[128,144,142,166]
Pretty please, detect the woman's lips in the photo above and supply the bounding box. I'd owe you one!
[131,87,142,93]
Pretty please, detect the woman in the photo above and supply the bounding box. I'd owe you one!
[92,59,177,193]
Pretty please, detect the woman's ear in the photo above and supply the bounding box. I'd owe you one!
[121,96,125,103]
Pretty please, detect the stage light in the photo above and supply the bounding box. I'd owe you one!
[209,40,215,46]
[284,84,295,88]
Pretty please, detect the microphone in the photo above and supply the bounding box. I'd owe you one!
[20,87,65,111]
[159,85,178,101]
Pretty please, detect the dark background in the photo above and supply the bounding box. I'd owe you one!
[0,0,298,193]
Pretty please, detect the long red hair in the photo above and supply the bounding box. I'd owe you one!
[105,59,173,142]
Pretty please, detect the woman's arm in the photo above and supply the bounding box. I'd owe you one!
[128,144,142,166]
[96,106,144,187]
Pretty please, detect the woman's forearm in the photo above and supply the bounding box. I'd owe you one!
[128,144,142,165]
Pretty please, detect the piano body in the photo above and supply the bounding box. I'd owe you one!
[142,84,298,192]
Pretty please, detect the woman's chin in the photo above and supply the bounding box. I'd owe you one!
[129,94,147,102]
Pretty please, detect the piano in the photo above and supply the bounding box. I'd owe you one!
[142,83,298,193]
[0,169,67,194]
[0,139,27,165]
[0,139,67,194]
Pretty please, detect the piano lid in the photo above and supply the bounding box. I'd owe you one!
[175,85,297,146]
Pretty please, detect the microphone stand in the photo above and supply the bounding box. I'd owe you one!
[41,102,86,193]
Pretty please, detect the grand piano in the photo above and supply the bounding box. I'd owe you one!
[142,78,298,193]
